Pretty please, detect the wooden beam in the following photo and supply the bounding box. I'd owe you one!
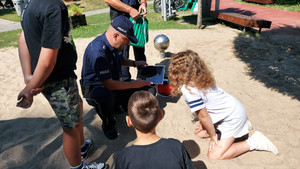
[197,0,202,29]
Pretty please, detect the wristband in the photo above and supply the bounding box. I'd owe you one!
[133,61,136,67]
[141,1,147,5]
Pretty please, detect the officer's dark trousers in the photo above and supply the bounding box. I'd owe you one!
[85,86,138,127]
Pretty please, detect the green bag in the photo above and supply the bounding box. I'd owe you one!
[129,17,149,48]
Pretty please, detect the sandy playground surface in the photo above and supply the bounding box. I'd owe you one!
[0,24,300,169]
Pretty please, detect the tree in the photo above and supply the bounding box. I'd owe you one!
[197,0,203,29]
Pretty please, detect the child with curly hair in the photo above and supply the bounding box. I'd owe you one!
[168,50,278,160]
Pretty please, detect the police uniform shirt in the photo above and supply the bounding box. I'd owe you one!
[82,34,123,86]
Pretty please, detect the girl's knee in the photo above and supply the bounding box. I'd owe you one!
[207,151,223,160]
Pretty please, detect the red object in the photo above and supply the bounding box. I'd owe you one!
[157,84,172,96]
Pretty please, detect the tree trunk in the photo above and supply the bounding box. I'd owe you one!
[197,0,203,29]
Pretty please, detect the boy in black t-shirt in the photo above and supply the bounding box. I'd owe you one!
[17,0,107,168]
[115,91,193,169]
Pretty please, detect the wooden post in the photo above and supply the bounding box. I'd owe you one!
[215,0,220,11]
[197,0,202,29]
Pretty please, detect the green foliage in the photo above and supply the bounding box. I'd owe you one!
[68,4,83,16]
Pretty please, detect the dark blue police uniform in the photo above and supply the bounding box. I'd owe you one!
[82,34,120,135]
[81,33,139,139]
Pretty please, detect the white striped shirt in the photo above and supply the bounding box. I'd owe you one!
[181,85,237,124]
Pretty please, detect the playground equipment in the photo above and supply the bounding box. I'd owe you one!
[210,0,272,33]
[153,0,187,13]
[154,34,170,59]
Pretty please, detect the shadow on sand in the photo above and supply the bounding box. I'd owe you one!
[233,25,300,100]
[0,109,136,169]
[178,11,300,100]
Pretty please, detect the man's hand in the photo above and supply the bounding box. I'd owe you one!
[135,61,147,67]
[132,79,152,88]
[139,2,148,17]
[129,8,141,20]
[30,86,45,96]
[17,88,33,109]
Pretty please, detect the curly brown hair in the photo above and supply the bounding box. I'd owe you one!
[168,50,216,96]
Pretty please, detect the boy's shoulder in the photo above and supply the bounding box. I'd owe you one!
[162,138,182,145]
[116,138,191,169]
[119,138,183,153]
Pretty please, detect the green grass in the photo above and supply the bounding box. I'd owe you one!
[67,0,108,12]
[0,0,108,22]
[69,5,198,39]
[71,13,111,38]
[234,0,300,12]
[0,8,20,22]
[0,29,22,48]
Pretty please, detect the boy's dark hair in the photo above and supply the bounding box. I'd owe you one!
[128,91,160,133]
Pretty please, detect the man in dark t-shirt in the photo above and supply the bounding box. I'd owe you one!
[17,0,107,168]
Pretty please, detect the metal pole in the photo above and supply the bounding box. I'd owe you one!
[161,0,167,21]
[169,0,171,17]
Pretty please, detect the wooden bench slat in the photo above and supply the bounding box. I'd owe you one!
[210,11,272,31]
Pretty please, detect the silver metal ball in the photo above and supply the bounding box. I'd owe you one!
[154,34,169,52]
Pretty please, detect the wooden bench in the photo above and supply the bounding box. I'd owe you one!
[243,0,277,4]
[210,11,272,33]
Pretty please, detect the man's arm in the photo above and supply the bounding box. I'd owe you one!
[18,31,32,84]
[104,0,141,20]
[102,78,152,91]
[17,47,58,108]
[121,57,147,67]
[28,47,58,89]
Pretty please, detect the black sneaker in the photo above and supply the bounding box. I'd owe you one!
[81,139,93,160]
[102,124,118,140]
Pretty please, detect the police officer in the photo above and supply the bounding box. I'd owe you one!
[81,15,152,140]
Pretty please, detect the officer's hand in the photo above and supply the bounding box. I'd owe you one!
[132,79,152,88]
[135,61,147,67]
